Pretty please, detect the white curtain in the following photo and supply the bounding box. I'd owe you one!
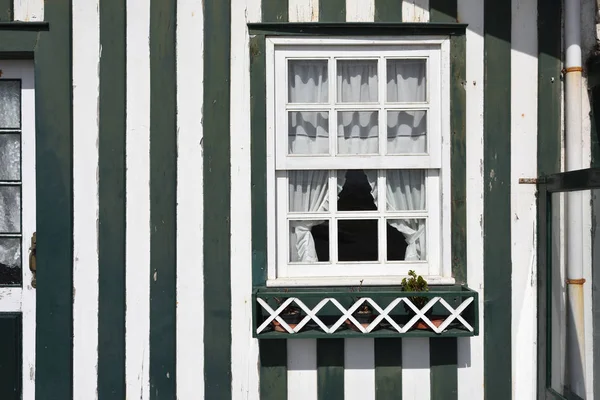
[337,61,379,154]
[289,171,329,262]
[287,59,427,262]
[386,170,426,261]
[288,61,329,155]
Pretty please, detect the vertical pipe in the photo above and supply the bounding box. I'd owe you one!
[564,0,586,396]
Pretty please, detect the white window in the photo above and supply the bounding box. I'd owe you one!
[265,37,452,287]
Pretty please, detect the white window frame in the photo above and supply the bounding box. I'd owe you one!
[265,36,452,287]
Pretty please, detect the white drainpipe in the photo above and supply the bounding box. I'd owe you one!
[564,0,586,396]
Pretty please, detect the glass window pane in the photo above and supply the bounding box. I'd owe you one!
[337,170,378,211]
[387,218,426,261]
[288,111,329,154]
[387,110,427,154]
[0,81,20,129]
[0,186,21,233]
[288,60,329,103]
[289,220,329,262]
[0,237,21,285]
[386,59,426,102]
[386,170,426,211]
[289,170,329,212]
[0,134,20,180]
[337,60,378,103]
[337,111,378,154]
[338,219,378,261]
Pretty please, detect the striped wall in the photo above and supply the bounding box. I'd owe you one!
[5,0,571,398]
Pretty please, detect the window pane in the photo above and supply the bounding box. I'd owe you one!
[288,111,329,154]
[0,134,20,180]
[289,170,329,212]
[337,170,378,211]
[386,59,426,102]
[386,170,426,211]
[0,237,21,285]
[387,110,427,154]
[338,219,378,261]
[337,60,378,103]
[0,81,20,129]
[0,186,20,233]
[337,111,378,154]
[289,220,329,262]
[387,219,426,261]
[288,60,329,103]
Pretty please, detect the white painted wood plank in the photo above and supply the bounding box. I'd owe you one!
[0,287,21,311]
[402,338,430,400]
[402,0,429,22]
[18,60,36,400]
[13,0,43,21]
[456,0,484,397]
[346,0,375,22]
[344,339,375,400]
[510,0,538,398]
[289,0,318,21]
[176,1,205,399]
[288,340,317,400]
[125,0,151,398]
[72,1,100,398]
[231,0,261,398]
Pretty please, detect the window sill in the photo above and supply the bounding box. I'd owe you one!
[266,275,455,287]
[252,285,478,339]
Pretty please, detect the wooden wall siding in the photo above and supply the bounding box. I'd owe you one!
[72,0,100,398]
[511,0,538,398]
[456,0,484,397]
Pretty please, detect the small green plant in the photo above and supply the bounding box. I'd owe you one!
[400,270,429,310]
[349,279,372,314]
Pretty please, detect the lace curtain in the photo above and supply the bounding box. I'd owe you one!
[288,59,427,262]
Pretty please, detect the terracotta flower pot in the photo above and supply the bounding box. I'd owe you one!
[345,309,375,332]
[272,308,302,332]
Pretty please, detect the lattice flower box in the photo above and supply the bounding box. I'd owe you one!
[252,285,479,338]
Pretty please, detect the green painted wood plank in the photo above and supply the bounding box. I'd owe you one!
[484,0,512,398]
[374,0,402,23]
[250,35,268,286]
[537,2,561,396]
[0,314,21,400]
[429,0,457,23]
[449,35,467,284]
[260,340,288,399]
[430,338,458,400]
[537,0,561,177]
[203,0,232,398]
[0,0,12,22]
[34,0,73,398]
[374,338,402,400]
[98,0,126,397]
[319,0,345,22]
[263,0,288,22]
[317,339,344,400]
[149,0,177,397]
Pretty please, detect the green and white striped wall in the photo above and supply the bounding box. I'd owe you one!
[6,0,571,398]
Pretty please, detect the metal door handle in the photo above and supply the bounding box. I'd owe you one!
[28,232,36,288]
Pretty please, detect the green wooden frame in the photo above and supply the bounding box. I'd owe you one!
[249,23,468,289]
[537,168,600,400]
[0,17,73,400]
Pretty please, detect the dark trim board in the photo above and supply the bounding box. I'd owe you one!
[203,0,233,398]
[149,0,178,397]
[248,22,467,36]
[483,0,512,398]
[98,0,127,397]
[33,0,74,398]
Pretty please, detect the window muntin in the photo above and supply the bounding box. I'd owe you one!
[267,39,449,285]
